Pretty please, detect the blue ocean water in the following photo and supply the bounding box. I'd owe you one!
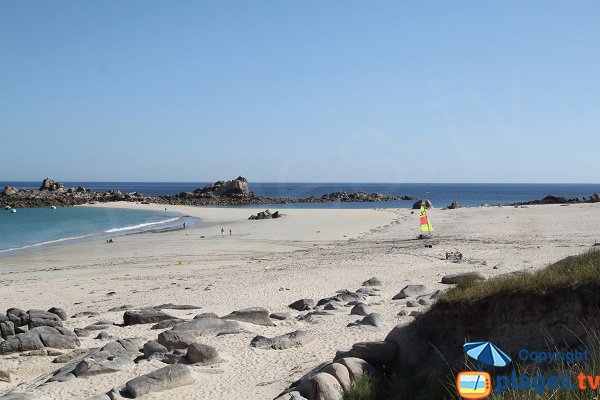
[0,207,184,253]
[1,182,599,253]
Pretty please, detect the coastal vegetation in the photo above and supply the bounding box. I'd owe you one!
[342,249,600,399]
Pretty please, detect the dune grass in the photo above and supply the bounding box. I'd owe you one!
[440,248,600,303]
[343,248,600,400]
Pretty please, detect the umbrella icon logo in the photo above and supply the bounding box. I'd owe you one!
[463,341,511,368]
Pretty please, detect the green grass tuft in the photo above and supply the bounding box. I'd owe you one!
[439,248,600,303]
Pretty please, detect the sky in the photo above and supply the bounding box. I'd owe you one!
[1,1,599,183]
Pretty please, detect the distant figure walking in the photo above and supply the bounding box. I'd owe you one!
[221,228,224,235]
[183,222,186,229]
[229,229,232,235]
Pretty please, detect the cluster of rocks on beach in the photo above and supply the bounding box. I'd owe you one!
[1,177,414,209]
[0,271,486,399]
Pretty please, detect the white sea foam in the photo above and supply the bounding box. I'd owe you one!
[0,233,97,254]
[104,217,180,233]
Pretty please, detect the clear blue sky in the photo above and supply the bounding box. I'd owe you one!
[1,1,598,183]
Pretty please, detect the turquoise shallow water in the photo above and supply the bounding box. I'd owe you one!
[0,206,184,253]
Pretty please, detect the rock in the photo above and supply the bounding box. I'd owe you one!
[320,363,352,391]
[406,301,419,308]
[95,331,112,340]
[0,321,15,339]
[334,341,397,367]
[146,351,184,365]
[7,308,29,328]
[356,287,380,297]
[349,313,386,328]
[39,178,65,191]
[64,339,142,378]
[270,312,292,320]
[75,321,115,337]
[297,372,343,400]
[397,309,408,316]
[2,186,18,196]
[72,311,100,318]
[361,277,382,286]
[447,201,461,209]
[350,304,371,316]
[125,365,194,398]
[0,326,79,355]
[0,370,11,383]
[409,311,422,317]
[154,303,202,311]
[123,309,174,325]
[251,330,313,350]
[289,299,315,311]
[336,357,374,381]
[185,343,221,365]
[108,305,134,312]
[441,272,485,285]
[418,298,433,306]
[412,199,432,209]
[194,312,219,319]
[171,317,241,336]
[322,301,343,311]
[143,340,168,358]
[47,307,68,321]
[27,309,63,328]
[249,209,279,220]
[158,331,197,351]
[151,319,184,330]
[222,307,275,326]
[318,291,366,306]
[193,177,249,197]
[393,284,427,299]
[53,349,87,363]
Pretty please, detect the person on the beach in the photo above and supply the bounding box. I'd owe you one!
[183,222,186,229]
[221,227,224,235]
[229,229,232,235]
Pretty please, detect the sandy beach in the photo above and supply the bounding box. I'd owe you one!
[1,202,599,399]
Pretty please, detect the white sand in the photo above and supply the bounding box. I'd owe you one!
[1,202,599,399]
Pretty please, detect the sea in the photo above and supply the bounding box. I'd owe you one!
[1,182,599,254]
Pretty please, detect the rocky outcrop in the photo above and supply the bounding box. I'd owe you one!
[511,193,600,206]
[447,201,461,209]
[2,186,18,196]
[1,177,417,208]
[249,209,281,220]
[412,199,432,209]
[39,178,64,191]
[192,176,250,197]
[0,326,80,355]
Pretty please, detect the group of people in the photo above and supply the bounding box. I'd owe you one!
[221,227,232,236]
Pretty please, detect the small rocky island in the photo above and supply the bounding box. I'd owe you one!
[0,177,415,208]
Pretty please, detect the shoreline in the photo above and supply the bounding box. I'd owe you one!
[0,208,195,257]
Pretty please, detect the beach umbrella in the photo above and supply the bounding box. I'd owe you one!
[463,342,511,367]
